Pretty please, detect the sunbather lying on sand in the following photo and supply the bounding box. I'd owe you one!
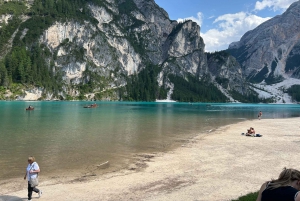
[246,127,255,136]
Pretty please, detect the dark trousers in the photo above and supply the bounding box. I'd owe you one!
[27,181,39,200]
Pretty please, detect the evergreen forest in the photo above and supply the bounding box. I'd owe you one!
[0,0,108,99]
[0,0,234,102]
[286,85,300,102]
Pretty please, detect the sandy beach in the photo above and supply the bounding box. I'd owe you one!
[1,117,300,201]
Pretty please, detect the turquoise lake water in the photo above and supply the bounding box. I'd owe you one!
[1,101,300,180]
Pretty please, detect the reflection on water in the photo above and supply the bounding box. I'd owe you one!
[0,101,299,180]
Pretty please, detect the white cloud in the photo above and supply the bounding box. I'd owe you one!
[254,0,297,11]
[175,0,296,52]
[200,12,271,52]
[177,12,203,27]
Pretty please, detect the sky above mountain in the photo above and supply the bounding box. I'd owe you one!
[154,0,298,52]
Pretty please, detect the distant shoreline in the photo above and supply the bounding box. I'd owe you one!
[1,100,300,104]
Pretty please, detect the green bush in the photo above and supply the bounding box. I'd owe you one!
[232,192,259,201]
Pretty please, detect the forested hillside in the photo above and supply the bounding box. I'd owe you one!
[0,0,98,95]
[0,0,235,102]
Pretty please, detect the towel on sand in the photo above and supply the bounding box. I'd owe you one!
[241,133,263,137]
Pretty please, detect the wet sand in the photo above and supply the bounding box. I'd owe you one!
[1,118,300,201]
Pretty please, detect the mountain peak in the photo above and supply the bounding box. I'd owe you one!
[228,0,300,82]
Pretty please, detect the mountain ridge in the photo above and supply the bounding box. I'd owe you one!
[0,0,299,103]
[227,0,300,103]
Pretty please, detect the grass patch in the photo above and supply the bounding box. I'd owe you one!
[232,191,259,201]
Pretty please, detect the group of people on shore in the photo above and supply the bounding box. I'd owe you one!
[244,127,262,137]
[246,127,256,136]
[243,111,262,136]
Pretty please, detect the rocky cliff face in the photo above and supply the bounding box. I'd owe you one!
[228,1,300,83]
[22,0,210,100]
[227,1,300,103]
[207,51,246,92]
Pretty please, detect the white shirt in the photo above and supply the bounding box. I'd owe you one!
[26,162,39,181]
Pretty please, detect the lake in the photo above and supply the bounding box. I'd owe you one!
[1,101,299,180]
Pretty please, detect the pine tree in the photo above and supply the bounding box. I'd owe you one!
[0,62,9,86]
[17,61,25,83]
[25,56,32,84]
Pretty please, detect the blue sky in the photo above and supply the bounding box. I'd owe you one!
[154,0,298,52]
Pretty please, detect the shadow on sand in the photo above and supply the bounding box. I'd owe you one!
[0,196,24,201]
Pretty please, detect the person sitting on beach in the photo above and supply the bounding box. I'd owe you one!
[246,127,255,136]
[256,167,300,201]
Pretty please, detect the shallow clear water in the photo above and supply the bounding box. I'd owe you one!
[0,101,299,180]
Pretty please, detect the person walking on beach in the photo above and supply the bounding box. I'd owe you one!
[256,168,300,201]
[258,111,262,120]
[24,156,42,201]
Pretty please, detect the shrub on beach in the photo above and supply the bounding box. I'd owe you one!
[232,192,259,201]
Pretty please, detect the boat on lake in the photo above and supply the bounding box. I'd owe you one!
[26,106,34,110]
[84,103,97,108]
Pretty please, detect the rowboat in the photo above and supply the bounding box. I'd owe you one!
[83,103,97,108]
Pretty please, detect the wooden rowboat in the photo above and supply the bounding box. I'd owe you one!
[83,104,97,108]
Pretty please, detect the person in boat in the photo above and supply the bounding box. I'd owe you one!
[256,167,300,201]
[84,103,97,108]
[28,105,33,109]
[246,127,255,136]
